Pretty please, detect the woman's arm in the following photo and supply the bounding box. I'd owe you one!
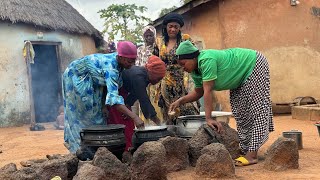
[203,80,223,133]
[169,87,203,112]
[113,104,144,128]
[179,87,204,104]
[105,69,144,128]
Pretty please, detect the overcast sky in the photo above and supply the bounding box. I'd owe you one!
[65,0,181,32]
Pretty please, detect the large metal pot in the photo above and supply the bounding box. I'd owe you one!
[176,111,233,138]
[176,115,206,138]
[80,124,126,157]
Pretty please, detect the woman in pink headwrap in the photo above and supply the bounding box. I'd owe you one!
[63,41,144,153]
[107,55,166,150]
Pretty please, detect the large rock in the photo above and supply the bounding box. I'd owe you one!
[18,154,78,180]
[45,153,79,180]
[0,163,17,180]
[77,160,92,170]
[36,159,69,180]
[60,154,79,180]
[158,136,189,172]
[92,147,130,180]
[10,167,40,180]
[1,154,78,180]
[216,123,242,159]
[131,141,167,180]
[264,137,299,171]
[188,125,215,166]
[20,159,48,167]
[121,151,133,165]
[195,143,235,178]
[73,163,106,180]
[188,123,241,166]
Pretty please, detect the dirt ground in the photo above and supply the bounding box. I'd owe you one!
[0,115,319,179]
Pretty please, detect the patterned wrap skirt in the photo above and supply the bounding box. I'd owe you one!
[158,65,200,124]
[230,51,274,153]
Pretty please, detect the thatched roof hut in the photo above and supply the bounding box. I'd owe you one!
[0,0,103,46]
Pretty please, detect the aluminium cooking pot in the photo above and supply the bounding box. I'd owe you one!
[176,112,233,138]
[176,115,206,138]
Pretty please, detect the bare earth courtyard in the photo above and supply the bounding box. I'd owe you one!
[0,115,319,179]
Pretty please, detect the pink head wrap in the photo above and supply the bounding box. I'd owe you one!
[117,41,137,59]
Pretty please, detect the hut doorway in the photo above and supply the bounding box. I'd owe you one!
[29,41,62,123]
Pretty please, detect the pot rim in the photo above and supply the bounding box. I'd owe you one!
[81,124,125,131]
[134,125,167,132]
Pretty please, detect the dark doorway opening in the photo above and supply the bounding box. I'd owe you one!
[31,44,61,123]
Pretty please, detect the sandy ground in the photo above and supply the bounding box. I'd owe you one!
[0,115,319,179]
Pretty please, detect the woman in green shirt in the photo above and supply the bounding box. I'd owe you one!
[169,40,274,166]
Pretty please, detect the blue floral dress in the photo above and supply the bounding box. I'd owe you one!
[63,52,124,153]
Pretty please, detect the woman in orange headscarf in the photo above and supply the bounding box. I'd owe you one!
[107,55,166,150]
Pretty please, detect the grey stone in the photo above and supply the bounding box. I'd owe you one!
[158,136,189,172]
[131,141,167,180]
[264,137,299,171]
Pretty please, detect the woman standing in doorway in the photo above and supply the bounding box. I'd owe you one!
[156,13,200,124]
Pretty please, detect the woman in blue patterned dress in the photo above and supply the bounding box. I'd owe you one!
[63,41,144,153]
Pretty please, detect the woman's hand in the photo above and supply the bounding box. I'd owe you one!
[169,99,181,113]
[206,118,223,133]
[150,116,161,125]
[133,116,145,129]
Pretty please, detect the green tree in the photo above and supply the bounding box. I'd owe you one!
[159,6,178,17]
[158,0,193,18]
[98,4,151,44]
[181,0,192,4]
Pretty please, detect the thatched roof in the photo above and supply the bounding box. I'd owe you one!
[0,0,103,46]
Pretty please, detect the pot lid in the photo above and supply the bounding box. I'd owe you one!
[82,124,125,131]
[134,125,167,132]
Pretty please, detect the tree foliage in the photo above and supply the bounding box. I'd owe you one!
[98,4,151,44]
[159,6,178,17]
[181,0,193,4]
[158,0,192,18]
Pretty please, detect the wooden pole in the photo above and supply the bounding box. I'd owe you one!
[24,42,36,126]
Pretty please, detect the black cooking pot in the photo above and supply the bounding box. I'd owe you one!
[131,126,174,150]
[80,124,126,158]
